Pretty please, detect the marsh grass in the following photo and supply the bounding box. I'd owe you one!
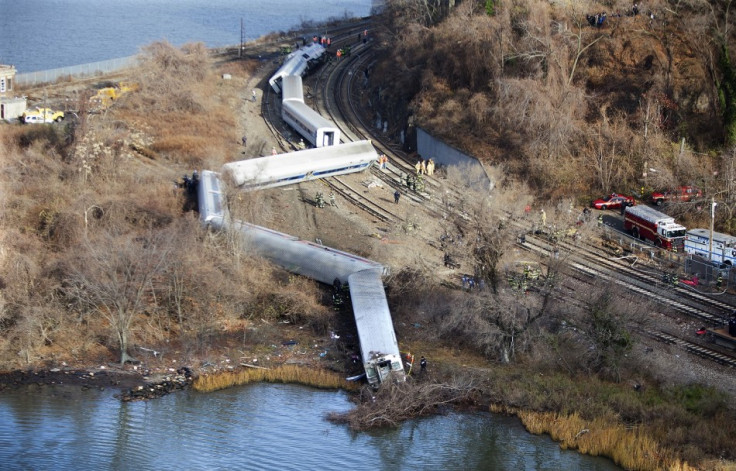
[193,365,358,393]
[491,404,711,471]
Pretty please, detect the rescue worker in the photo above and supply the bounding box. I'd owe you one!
[316,192,325,208]
[597,214,604,226]
[427,158,435,176]
[420,160,427,175]
[415,159,422,175]
[717,274,723,290]
[252,89,257,102]
[540,209,547,227]
[329,192,337,207]
[420,356,427,374]
[394,190,400,204]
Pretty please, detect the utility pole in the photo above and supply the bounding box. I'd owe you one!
[709,197,717,261]
[239,18,245,58]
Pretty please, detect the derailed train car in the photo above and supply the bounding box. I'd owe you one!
[348,269,406,386]
[196,170,403,386]
[222,140,376,190]
[268,43,326,94]
[281,75,340,147]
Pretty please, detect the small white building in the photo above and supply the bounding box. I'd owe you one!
[0,64,27,121]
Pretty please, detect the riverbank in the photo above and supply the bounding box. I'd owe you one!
[0,365,192,400]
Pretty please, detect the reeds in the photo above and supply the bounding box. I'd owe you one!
[490,404,701,471]
[193,365,358,393]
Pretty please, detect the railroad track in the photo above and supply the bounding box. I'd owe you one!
[646,330,736,367]
[260,20,736,369]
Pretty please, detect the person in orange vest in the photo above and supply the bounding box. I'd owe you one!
[336,49,342,60]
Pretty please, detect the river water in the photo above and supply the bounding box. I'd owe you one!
[0,0,374,72]
[0,383,620,470]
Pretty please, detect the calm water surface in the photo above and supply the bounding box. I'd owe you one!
[0,0,374,72]
[0,383,621,470]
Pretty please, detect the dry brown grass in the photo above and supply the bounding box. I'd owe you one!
[490,403,736,471]
[193,365,357,393]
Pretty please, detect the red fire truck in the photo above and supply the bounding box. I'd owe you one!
[623,205,687,250]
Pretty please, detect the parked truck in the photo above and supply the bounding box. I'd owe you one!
[650,186,702,206]
[624,205,687,250]
[684,228,736,265]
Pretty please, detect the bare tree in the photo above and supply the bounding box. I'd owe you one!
[65,230,171,364]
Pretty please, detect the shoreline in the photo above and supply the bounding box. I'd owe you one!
[0,366,192,401]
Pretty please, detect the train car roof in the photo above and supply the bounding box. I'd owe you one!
[268,43,325,89]
[282,98,335,130]
[688,228,736,242]
[349,268,401,359]
[229,220,386,285]
[223,140,377,187]
[197,170,226,229]
[282,75,304,102]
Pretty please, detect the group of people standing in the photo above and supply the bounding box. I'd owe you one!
[415,158,435,176]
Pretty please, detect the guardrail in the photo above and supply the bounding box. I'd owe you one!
[15,56,139,87]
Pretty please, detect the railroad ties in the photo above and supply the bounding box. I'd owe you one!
[646,330,736,368]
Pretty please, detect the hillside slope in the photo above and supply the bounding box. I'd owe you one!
[370,0,731,205]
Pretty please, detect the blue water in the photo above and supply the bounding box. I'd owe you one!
[0,383,621,470]
[0,0,374,72]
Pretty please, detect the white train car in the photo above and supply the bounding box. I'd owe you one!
[281,75,340,147]
[268,43,326,94]
[197,170,226,230]
[684,228,736,265]
[349,268,406,386]
[222,140,376,190]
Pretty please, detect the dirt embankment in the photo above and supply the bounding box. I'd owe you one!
[0,366,193,400]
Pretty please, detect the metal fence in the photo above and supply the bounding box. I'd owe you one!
[15,55,139,87]
[601,225,734,288]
